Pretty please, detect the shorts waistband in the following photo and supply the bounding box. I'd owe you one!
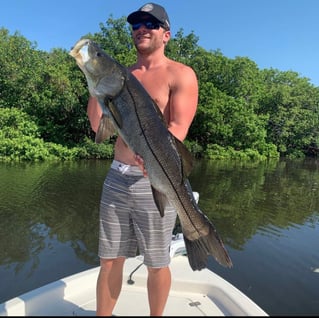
[111,160,143,176]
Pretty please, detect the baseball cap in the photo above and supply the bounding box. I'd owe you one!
[127,3,170,30]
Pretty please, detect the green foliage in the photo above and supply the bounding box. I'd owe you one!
[204,144,271,161]
[183,140,203,159]
[0,108,80,161]
[0,28,90,148]
[0,28,41,109]
[166,29,200,63]
[259,69,319,157]
[0,16,319,162]
[190,83,273,154]
[78,137,114,159]
[25,48,90,147]
[0,107,40,138]
[90,16,137,66]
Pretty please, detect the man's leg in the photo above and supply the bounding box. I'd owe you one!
[96,257,126,316]
[147,266,171,316]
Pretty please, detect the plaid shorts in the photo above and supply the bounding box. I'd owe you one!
[98,160,177,268]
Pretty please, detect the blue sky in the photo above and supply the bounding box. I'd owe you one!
[1,0,318,86]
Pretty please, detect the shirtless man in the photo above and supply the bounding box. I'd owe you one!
[87,3,198,316]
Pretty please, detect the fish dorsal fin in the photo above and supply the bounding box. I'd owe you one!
[173,137,194,178]
[151,186,169,217]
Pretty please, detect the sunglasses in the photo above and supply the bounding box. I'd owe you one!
[131,20,163,31]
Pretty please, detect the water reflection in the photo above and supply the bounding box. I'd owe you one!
[0,161,107,267]
[190,159,319,247]
[0,159,319,315]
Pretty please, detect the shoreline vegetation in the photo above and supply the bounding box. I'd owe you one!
[0,17,318,162]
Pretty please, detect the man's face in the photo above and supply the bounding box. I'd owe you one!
[131,15,170,53]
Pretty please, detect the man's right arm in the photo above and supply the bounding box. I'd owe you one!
[87,96,102,133]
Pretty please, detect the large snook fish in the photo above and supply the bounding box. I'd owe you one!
[69,39,232,270]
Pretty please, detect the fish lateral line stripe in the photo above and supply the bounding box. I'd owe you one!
[125,81,199,228]
[125,82,180,192]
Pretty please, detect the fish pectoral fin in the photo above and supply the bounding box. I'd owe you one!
[174,137,194,178]
[151,186,169,217]
[95,114,117,144]
[108,99,123,129]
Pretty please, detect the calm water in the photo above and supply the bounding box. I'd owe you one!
[0,159,319,315]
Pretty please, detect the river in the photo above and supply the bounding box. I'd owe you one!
[0,158,318,315]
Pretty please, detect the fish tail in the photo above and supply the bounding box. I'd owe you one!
[183,227,233,271]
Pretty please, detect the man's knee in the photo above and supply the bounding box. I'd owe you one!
[100,257,125,270]
[147,266,169,275]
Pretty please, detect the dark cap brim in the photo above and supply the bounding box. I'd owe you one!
[127,11,160,24]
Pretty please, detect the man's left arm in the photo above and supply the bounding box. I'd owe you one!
[167,65,198,142]
[135,65,198,175]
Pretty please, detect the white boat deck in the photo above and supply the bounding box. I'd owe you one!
[0,255,267,316]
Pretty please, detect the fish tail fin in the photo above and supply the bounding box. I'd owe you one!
[183,227,233,271]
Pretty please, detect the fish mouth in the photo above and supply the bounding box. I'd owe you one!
[69,39,92,67]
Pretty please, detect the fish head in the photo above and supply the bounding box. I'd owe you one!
[69,38,125,100]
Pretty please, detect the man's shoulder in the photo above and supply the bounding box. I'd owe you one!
[166,57,193,69]
[166,58,196,78]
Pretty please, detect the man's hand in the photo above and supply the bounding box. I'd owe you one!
[135,154,148,177]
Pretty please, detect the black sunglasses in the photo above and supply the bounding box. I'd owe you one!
[131,20,163,31]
